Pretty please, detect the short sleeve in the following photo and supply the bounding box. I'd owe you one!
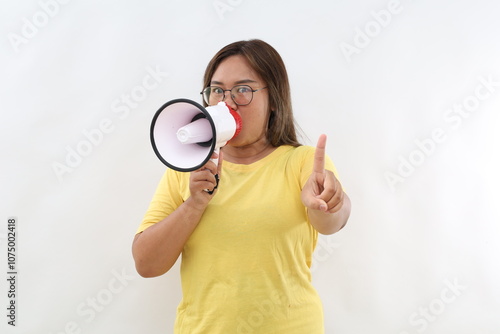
[135,169,187,234]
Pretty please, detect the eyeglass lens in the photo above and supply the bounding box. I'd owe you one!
[203,85,254,106]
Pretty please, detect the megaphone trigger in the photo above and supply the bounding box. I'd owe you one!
[206,174,219,195]
[203,147,221,194]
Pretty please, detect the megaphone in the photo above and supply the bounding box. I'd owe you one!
[150,98,242,173]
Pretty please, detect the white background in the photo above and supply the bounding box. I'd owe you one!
[1,0,500,333]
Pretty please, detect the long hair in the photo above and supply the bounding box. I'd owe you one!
[202,39,302,147]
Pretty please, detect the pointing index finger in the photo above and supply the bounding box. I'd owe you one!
[313,134,327,174]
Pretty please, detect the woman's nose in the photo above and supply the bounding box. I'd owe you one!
[222,92,238,110]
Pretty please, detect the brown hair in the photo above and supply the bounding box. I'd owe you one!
[202,39,302,147]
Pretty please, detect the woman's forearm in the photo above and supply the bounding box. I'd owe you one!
[132,197,206,278]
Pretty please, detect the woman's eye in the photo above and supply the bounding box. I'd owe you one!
[212,87,223,94]
[237,86,250,94]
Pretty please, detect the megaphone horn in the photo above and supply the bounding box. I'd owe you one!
[150,99,242,173]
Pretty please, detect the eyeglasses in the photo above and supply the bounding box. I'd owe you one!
[201,85,267,106]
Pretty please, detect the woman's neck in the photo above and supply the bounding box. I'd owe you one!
[222,137,276,165]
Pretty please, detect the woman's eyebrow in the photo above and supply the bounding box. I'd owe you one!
[235,79,258,85]
[210,79,258,85]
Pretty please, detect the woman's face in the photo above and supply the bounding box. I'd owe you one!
[210,55,270,148]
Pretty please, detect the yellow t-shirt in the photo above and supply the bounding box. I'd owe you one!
[137,145,338,334]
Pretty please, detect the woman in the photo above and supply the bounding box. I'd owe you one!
[132,39,351,333]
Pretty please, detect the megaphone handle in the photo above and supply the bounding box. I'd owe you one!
[205,147,220,195]
[206,174,219,195]
[210,147,220,166]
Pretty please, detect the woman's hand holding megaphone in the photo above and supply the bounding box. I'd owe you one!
[188,150,223,209]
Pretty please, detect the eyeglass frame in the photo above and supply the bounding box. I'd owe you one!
[200,85,268,106]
